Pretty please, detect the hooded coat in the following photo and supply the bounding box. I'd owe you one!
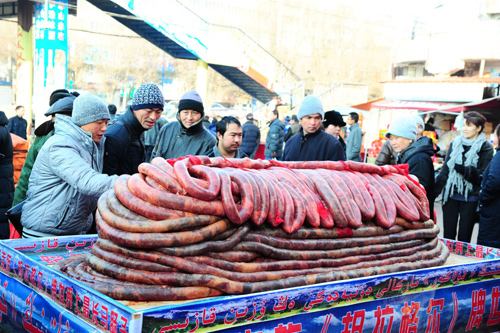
[264,118,285,158]
[151,111,216,159]
[0,111,14,239]
[397,136,436,216]
[103,106,149,175]
[478,149,500,248]
[21,115,117,237]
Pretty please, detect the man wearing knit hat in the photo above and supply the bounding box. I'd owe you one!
[283,95,345,161]
[152,90,216,159]
[20,93,117,238]
[103,83,164,175]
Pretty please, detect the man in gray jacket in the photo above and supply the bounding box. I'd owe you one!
[152,90,215,159]
[345,112,363,162]
[21,93,117,238]
[264,110,285,159]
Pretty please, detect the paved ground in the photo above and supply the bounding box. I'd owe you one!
[434,199,479,244]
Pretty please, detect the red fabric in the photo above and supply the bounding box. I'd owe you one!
[9,224,21,239]
[254,143,265,160]
[337,227,354,238]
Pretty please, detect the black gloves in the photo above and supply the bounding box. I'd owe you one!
[454,163,465,175]
[455,163,480,184]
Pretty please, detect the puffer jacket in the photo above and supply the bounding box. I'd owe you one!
[264,118,285,158]
[240,121,261,156]
[478,148,500,248]
[21,115,117,237]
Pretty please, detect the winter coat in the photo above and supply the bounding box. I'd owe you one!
[152,120,216,159]
[240,121,261,156]
[397,136,436,216]
[21,115,117,237]
[12,120,54,206]
[7,115,27,140]
[264,118,285,158]
[0,111,14,239]
[346,122,363,161]
[478,149,500,248]
[103,107,148,176]
[144,116,167,162]
[435,140,494,200]
[375,140,397,166]
[284,123,300,142]
[283,128,346,162]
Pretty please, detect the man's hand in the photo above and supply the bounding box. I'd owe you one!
[271,151,277,159]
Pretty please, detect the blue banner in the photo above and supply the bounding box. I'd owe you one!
[34,0,68,90]
[1,236,500,332]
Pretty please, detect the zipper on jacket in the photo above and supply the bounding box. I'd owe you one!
[55,205,70,228]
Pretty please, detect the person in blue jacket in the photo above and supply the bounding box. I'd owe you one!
[282,95,345,162]
[8,105,28,139]
[20,93,117,238]
[478,124,500,248]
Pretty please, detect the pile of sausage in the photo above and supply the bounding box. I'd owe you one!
[54,156,449,301]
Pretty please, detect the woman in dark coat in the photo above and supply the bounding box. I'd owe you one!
[478,124,500,248]
[0,111,15,239]
[385,116,435,218]
[435,111,494,243]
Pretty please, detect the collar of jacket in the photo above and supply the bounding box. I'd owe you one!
[54,114,104,153]
[121,106,148,135]
[350,122,360,130]
[176,111,205,135]
[300,128,322,142]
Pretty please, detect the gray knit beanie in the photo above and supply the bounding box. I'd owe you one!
[178,90,204,116]
[298,95,324,120]
[385,116,418,140]
[413,115,425,130]
[131,83,164,110]
[72,93,110,126]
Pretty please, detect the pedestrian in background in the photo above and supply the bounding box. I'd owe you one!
[8,105,28,139]
[264,110,284,160]
[240,113,260,158]
[284,114,300,142]
[0,110,14,239]
[108,104,117,120]
[345,112,362,161]
[323,110,346,152]
[477,123,500,248]
[434,111,493,243]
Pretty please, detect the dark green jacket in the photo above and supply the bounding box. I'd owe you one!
[12,125,53,206]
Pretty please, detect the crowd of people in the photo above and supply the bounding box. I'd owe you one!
[0,83,498,250]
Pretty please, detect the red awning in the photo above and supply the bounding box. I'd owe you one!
[371,100,459,111]
[437,96,500,113]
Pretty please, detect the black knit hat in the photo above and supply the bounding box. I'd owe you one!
[323,110,346,127]
[131,84,164,111]
[178,90,204,116]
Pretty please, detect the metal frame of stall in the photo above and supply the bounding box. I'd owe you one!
[1,235,500,332]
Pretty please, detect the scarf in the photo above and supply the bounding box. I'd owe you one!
[442,133,486,204]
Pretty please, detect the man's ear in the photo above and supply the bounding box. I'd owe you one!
[217,132,223,142]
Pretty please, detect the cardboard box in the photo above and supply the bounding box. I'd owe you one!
[441,120,451,131]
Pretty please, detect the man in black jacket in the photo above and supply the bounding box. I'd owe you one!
[103,83,164,175]
[8,105,28,139]
[240,113,260,158]
[283,96,345,161]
